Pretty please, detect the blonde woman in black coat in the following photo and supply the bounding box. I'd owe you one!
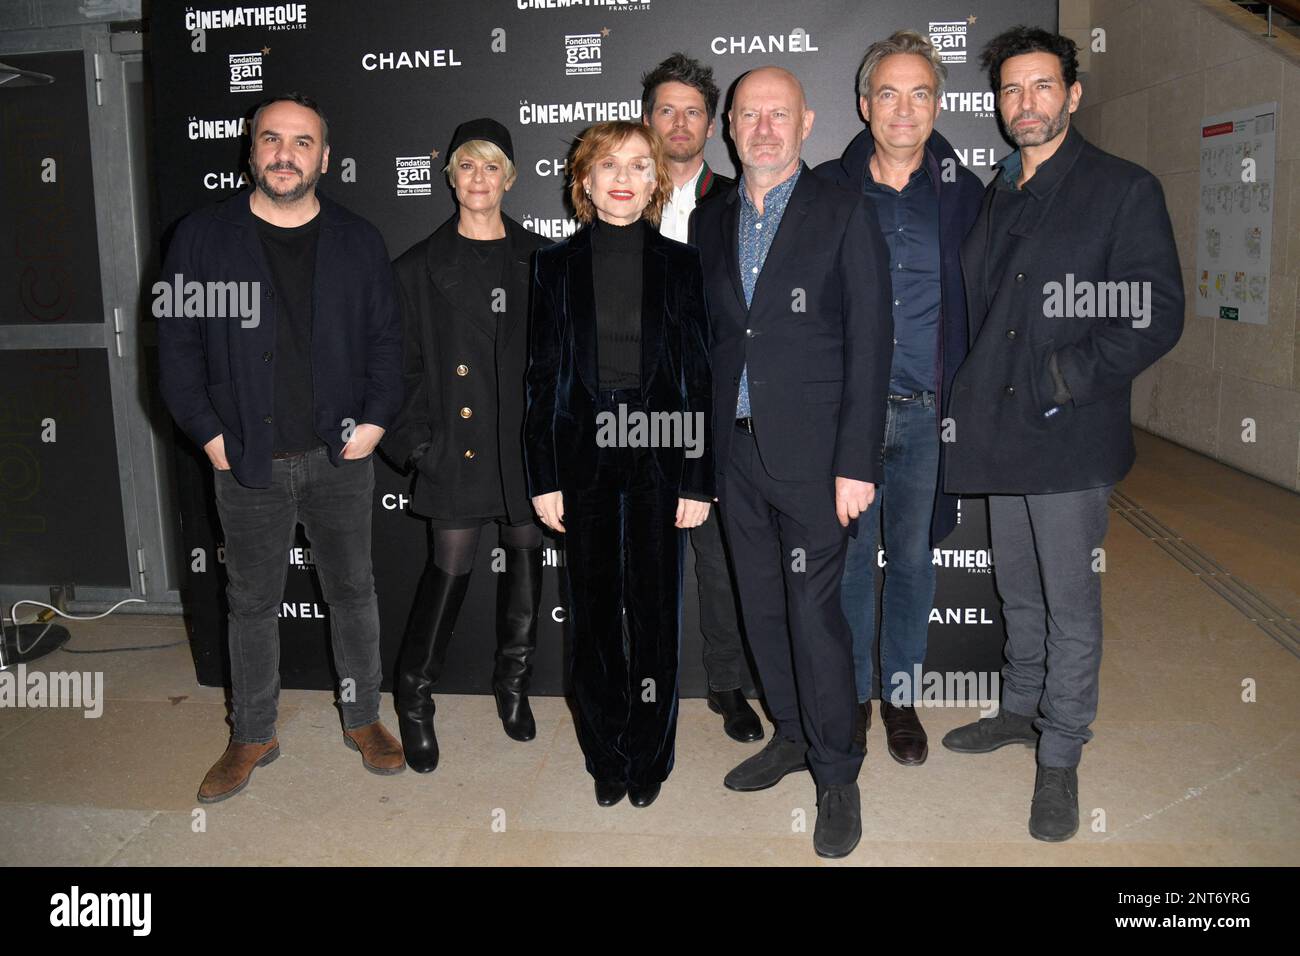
[382,118,548,772]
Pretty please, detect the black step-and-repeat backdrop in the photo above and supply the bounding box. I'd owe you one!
[150,0,1054,697]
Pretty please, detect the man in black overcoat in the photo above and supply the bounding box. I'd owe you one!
[941,28,1183,842]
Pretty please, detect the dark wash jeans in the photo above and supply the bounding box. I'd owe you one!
[213,446,383,743]
[840,393,940,704]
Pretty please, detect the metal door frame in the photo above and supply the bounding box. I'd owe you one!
[0,23,182,614]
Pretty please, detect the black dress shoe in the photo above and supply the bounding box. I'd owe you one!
[628,781,661,808]
[1028,765,1079,842]
[813,782,862,858]
[880,701,928,765]
[594,780,627,807]
[851,700,872,754]
[723,735,808,791]
[941,708,1038,754]
[707,688,764,742]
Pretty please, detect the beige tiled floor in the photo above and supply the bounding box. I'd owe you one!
[1,431,1297,866]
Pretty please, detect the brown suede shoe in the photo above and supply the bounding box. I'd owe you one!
[197,738,280,804]
[343,720,405,775]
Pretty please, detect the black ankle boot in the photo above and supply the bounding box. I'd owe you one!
[493,545,542,741]
[396,563,471,772]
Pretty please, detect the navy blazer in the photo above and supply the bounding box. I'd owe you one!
[815,128,984,545]
[692,163,894,486]
[157,189,403,488]
[523,220,713,501]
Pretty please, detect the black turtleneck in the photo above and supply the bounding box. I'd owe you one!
[591,217,644,389]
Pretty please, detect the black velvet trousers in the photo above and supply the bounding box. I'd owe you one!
[562,388,684,788]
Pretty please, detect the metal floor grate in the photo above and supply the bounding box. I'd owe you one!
[1108,489,1300,659]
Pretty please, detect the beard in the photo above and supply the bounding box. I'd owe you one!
[254,161,320,204]
[1006,96,1071,147]
[662,135,703,164]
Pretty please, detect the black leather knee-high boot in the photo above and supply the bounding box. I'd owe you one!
[493,545,543,741]
[396,563,472,772]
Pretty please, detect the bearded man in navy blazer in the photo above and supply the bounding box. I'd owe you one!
[691,66,893,858]
[158,93,405,804]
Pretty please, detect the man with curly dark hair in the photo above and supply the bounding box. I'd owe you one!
[941,26,1183,842]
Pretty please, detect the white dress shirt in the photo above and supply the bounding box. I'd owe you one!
[658,163,706,243]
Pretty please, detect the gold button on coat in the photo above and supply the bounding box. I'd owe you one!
[463,449,475,459]
[460,406,473,419]
[456,364,469,376]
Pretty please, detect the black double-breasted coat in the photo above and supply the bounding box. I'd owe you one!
[382,213,549,523]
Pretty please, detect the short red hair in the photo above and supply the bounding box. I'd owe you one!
[568,121,673,226]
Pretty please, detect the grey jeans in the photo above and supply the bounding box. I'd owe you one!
[988,485,1113,767]
[213,446,383,743]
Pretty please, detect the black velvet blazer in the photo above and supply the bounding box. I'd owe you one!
[523,220,714,501]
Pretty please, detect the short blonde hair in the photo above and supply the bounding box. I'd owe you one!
[568,121,672,226]
[444,139,517,187]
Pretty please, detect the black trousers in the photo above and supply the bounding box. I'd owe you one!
[562,389,684,787]
[689,507,746,692]
[720,427,862,787]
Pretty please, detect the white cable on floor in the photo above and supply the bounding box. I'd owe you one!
[2,598,148,661]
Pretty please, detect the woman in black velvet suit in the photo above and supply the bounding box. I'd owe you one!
[524,121,714,808]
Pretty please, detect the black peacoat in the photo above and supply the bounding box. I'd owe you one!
[381,213,549,523]
[944,125,1184,496]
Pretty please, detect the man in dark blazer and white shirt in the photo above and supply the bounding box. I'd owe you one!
[692,66,893,858]
[942,28,1183,842]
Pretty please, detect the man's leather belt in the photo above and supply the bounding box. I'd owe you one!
[888,390,935,403]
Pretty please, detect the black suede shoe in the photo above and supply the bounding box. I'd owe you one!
[707,688,764,742]
[813,782,861,858]
[595,780,627,807]
[881,701,928,765]
[1029,765,1079,842]
[628,781,661,808]
[723,735,808,792]
[941,708,1038,754]
[852,700,872,754]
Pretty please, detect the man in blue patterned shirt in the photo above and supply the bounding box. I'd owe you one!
[691,66,894,858]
